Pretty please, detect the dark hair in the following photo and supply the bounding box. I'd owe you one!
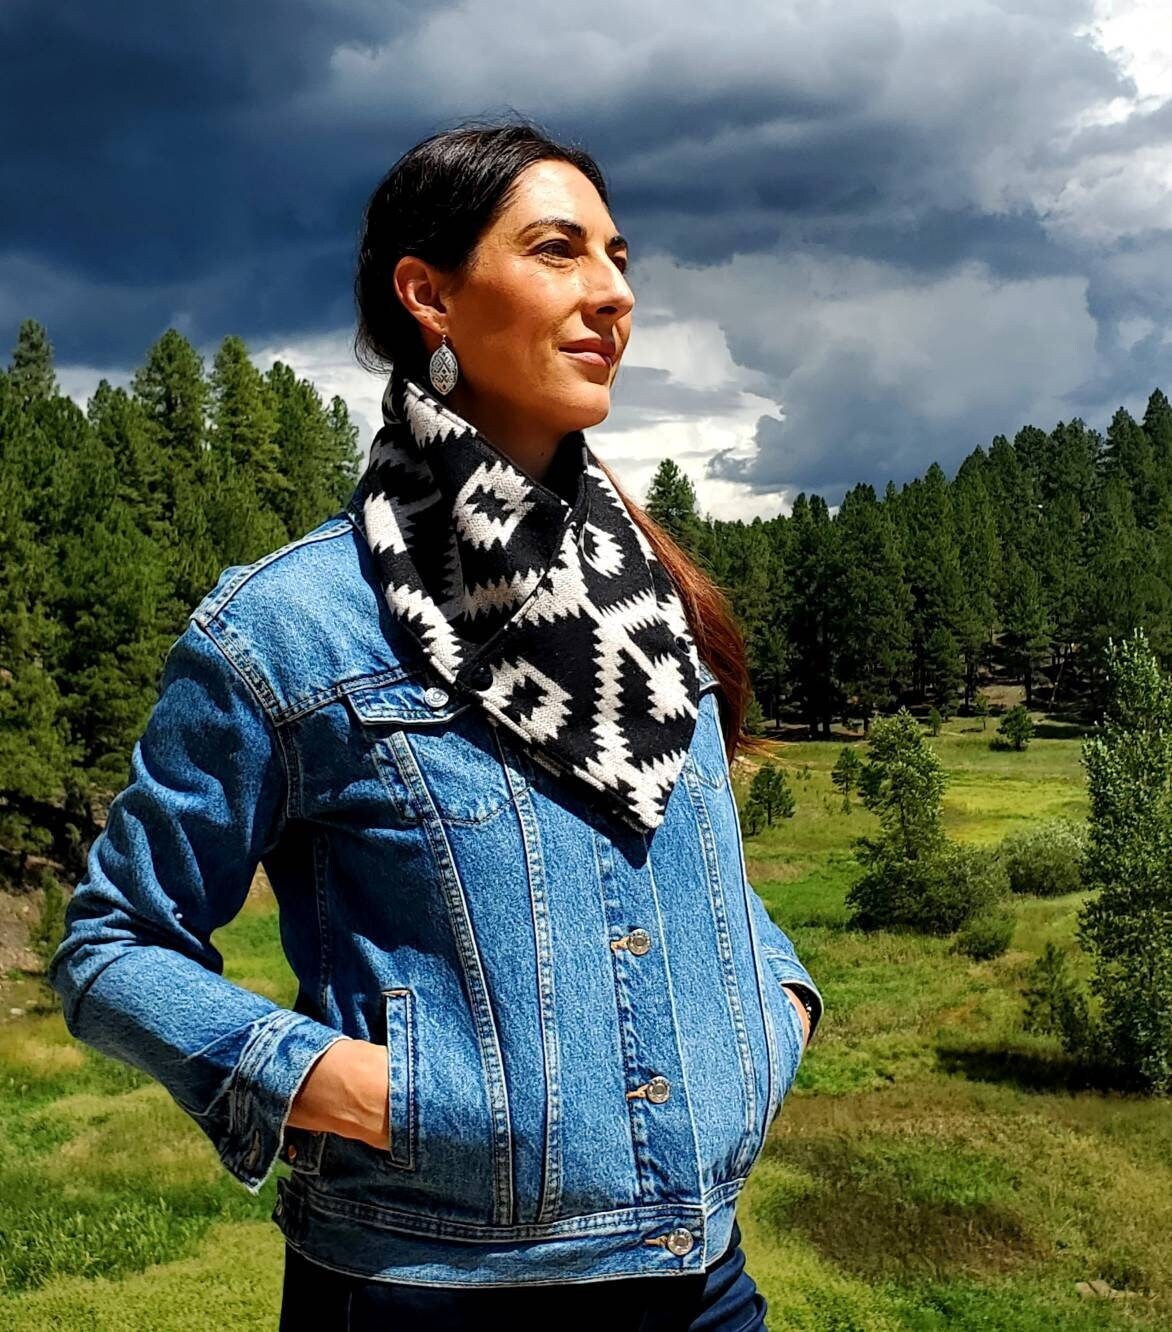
[351,117,765,765]
[353,116,608,382]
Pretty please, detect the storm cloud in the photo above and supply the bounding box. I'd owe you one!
[3,0,1170,514]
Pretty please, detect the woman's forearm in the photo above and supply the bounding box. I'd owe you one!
[286,1037,389,1150]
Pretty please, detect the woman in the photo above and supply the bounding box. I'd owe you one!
[48,121,824,1330]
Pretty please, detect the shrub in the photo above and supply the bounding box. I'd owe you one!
[831,746,862,813]
[847,841,1008,936]
[999,819,1087,897]
[1022,942,1093,1050]
[927,706,943,736]
[954,905,1015,960]
[740,799,764,837]
[995,704,1034,751]
[747,761,795,826]
[972,692,991,730]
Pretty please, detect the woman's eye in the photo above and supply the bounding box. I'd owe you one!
[536,241,628,275]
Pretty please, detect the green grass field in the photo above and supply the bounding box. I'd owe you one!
[2,719,1169,1329]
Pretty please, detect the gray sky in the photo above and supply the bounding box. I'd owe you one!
[4,0,1171,518]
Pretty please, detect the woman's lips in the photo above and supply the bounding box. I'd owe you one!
[561,350,611,368]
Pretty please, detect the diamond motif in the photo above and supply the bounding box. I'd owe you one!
[429,341,459,395]
[348,366,703,835]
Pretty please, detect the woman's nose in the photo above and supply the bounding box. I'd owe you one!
[589,260,634,319]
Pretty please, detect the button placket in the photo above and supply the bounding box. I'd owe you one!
[596,836,702,1245]
[612,928,669,1106]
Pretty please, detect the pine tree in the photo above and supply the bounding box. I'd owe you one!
[722,520,782,724]
[1103,406,1158,528]
[1038,490,1085,706]
[784,493,839,736]
[1143,388,1172,508]
[0,372,72,886]
[986,432,1041,567]
[266,362,361,539]
[1045,418,1100,510]
[88,380,169,538]
[7,319,57,401]
[747,761,796,825]
[1078,475,1172,707]
[1001,549,1052,707]
[832,483,911,730]
[131,328,210,478]
[953,454,999,709]
[131,330,218,612]
[324,394,362,496]
[210,335,288,511]
[645,459,706,556]
[901,464,965,703]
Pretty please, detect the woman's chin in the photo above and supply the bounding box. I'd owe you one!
[562,380,612,427]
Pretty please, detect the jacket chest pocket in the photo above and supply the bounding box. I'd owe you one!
[344,673,529,826]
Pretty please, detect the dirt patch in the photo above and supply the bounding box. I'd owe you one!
[0,887,46,1017]
[0,889,41,978]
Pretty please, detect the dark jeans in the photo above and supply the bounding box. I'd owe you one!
[278,1217,768,1331]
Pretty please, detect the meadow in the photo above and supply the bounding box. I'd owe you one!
[2,718,1169,1330]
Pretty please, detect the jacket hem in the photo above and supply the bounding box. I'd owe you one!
[271,1174,749,1286]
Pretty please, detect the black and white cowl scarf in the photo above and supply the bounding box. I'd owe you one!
[344,364,702,836]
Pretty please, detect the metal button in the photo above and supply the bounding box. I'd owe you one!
[285,1142,298,1162]
[627,928,652,956]
[646,1075,671,1104]
[666,1227,694,1256]
[423,685,449,709]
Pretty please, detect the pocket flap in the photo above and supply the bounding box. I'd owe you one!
[344,674,471,725]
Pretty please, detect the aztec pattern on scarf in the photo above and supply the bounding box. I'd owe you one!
[344,365,703,835]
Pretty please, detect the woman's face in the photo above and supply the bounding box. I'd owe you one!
[396,159,635,455]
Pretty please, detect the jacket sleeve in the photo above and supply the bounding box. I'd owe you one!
[46,614,353,1195]
[746,887,825,1044]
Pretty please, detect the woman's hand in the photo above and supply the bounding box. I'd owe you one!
[781,985,811,1052]
[286,1038,389,1151]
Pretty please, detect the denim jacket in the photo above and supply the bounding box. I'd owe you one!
[48,508,825,1288]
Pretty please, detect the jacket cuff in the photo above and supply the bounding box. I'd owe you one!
[203,1010,354,1194]
[760,954,824,1044]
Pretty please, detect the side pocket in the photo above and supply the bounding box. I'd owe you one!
[382,986,417,1171]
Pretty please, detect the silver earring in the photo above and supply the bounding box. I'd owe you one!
[429,333,459,395]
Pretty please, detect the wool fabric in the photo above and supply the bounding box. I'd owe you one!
[345,365,703,835]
